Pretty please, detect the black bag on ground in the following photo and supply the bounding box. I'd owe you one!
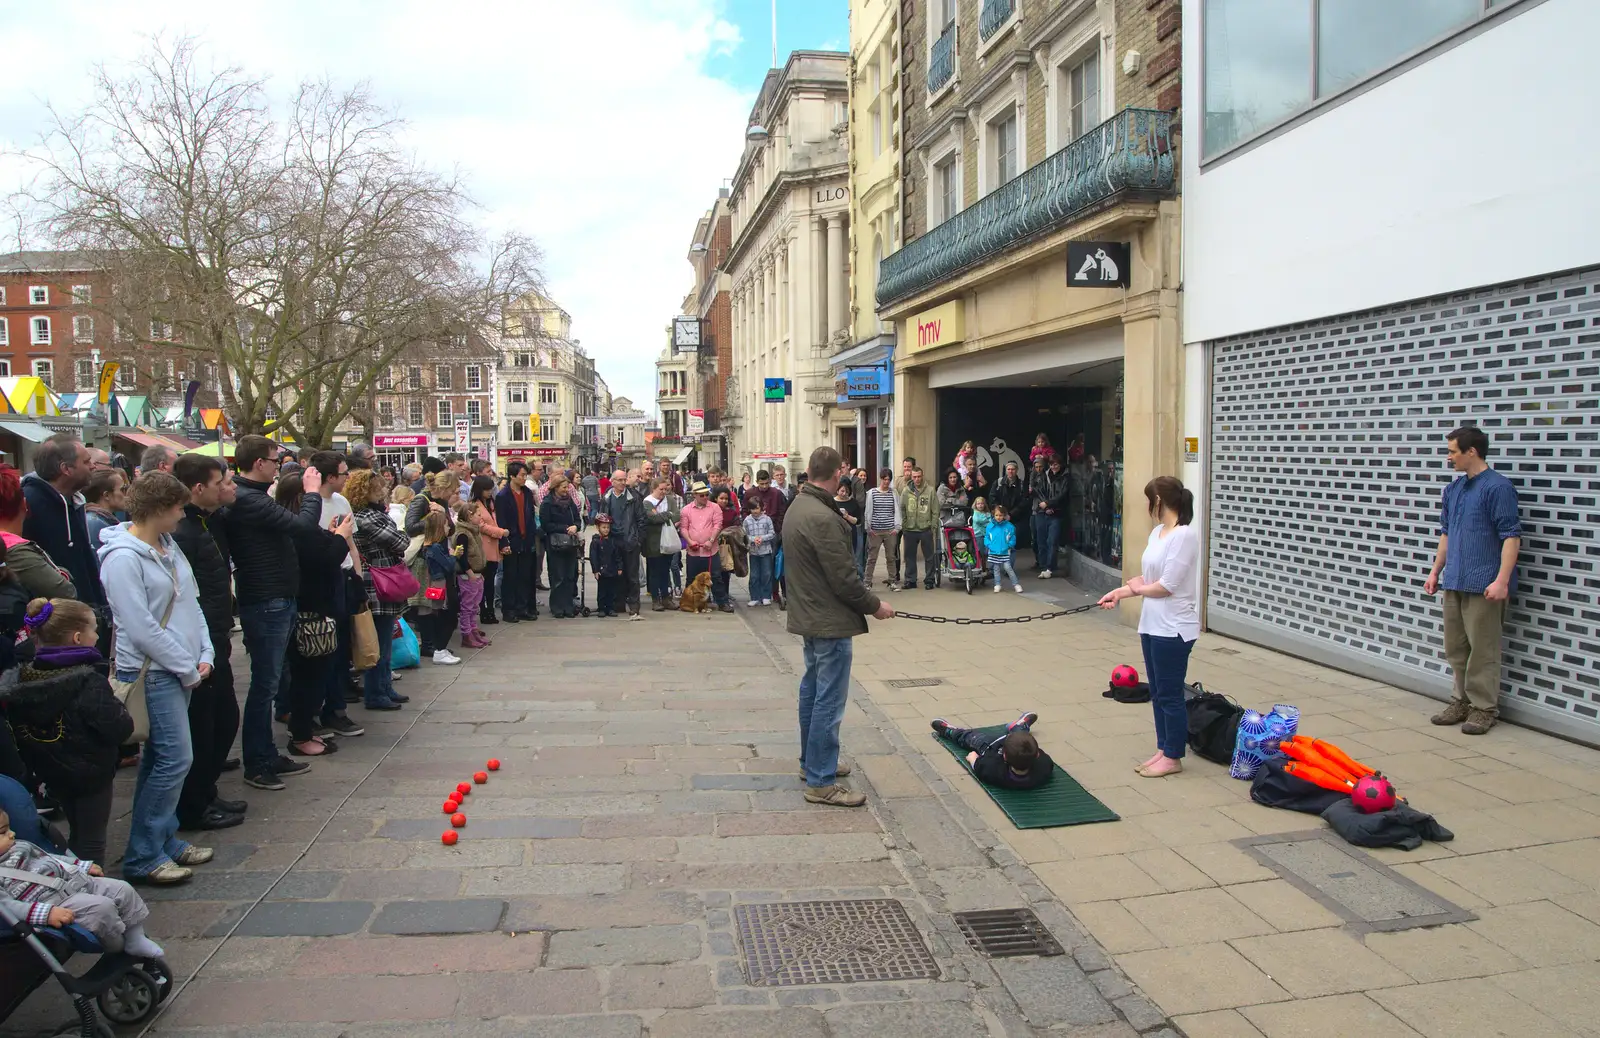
[1249,754,1346,814]
[1321,799,1454,851]
[1185,690,1244,764]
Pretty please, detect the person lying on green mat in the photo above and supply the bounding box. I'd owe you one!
[931,712,1053,790]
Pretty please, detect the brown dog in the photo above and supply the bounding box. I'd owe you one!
[678,571,713,614]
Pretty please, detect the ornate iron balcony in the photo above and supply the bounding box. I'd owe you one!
[979,0,1015,41]
[877,108,1175,307]
[928,23,955,94]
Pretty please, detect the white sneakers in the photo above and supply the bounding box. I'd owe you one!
[747,600,760,607]
[1014,584,1023,593]
[1039,569,1053,579]
[432,650,462,666]
[993,584,1001,593]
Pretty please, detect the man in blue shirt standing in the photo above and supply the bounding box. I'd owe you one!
[1424,426,1521,735]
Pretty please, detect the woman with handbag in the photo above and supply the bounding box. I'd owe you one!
[98,472,214,886]
[274,474,356,758]
[641,477,681,611]
[467,476,508,626]
[345,469,412,710]
[539,473,583,619]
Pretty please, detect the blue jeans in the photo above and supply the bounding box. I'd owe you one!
[798,637,854,787]
[990,559,1019,586]
[365,614,398,705]
[748,553,774,602]
[1031,513,1061,571]
[1142,633,1195,759]
[241,597,296,774]
[122,669,193,876]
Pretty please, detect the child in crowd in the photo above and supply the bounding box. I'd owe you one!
[952,440,975,482]
[931,712,1053,790]
[971,496,992,543]
[0,598,132,866]
[389,486,414,530]
[983,503,1021,594]
[0,807,164,959]
[452,501,490,648]
[743,498,775,606]
[410,512,461,666]
[588,514,623,617]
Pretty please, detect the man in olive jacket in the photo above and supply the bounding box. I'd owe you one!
[785,446,894,807]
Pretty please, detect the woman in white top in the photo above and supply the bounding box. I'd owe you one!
[1098,476,1200,778]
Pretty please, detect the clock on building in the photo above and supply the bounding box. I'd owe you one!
[672,316,701,352]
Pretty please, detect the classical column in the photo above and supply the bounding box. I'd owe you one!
[826,215,846,337]
[765,255,777,352]
[812,218,827,346]
[777,242,789,337]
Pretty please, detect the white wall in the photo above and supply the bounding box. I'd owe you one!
[1182,0,1600,344]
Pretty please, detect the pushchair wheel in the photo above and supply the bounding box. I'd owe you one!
[142,957,174,1002]
[965,569,974,594]
[97,967,160,1024]
[580,606,592,617]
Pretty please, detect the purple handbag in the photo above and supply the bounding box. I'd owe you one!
[370,563,420,603]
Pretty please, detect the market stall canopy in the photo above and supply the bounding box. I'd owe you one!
[0,420,49,442]
[110,395,152,427]
[182,440,237,458]
[0,377,60,417]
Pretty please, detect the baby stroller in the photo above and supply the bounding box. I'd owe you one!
[937,522,986,594]
[0,899,172,1036]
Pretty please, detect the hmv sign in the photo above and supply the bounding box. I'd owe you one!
[1066,241,1130,288]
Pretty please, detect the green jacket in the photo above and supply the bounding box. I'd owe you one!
[784,483,881,640]
[901,483,937,531]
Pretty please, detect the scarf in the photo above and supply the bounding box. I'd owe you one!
[32,644,104,668]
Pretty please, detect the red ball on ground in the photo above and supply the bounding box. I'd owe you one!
[441,831,458,846]
[450,812,467,828]
[442,801,459,813]
[473,771,488,784]
[486,759,501,771]
[456,783,471,796]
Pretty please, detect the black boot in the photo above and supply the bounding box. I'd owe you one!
[481,600,499,625]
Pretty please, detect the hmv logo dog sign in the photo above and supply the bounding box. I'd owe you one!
[1066,241,1130,288]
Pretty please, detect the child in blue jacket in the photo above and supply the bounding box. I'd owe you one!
[983,504,1020,593]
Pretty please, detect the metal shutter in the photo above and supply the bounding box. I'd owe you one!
[1208,266,1600,743]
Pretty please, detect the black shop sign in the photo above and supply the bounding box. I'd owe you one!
[1066,241,1130,288]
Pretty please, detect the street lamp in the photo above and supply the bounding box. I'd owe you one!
[747,124,788,143]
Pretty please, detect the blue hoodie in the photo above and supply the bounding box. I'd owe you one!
[982,519,1017,558]
[97,523,214,688]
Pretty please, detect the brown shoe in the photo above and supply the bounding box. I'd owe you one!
[1430,700,1470,726]
[798,762,852,779]
[804,784,866,807]
[1461,708,1498,736]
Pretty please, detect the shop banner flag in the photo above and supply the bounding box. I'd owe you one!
[97,362,120,405]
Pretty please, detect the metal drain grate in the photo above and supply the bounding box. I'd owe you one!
[1235,830,1476,934]
[733,899,940,986]
[886,677,945,688]
[953,908,1064,958]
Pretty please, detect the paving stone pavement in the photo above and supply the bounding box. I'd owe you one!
[2,572,1169,1038]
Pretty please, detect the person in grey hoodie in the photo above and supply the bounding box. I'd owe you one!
[98,473,215,887]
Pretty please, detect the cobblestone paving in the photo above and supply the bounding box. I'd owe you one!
[3,578,1173,1038]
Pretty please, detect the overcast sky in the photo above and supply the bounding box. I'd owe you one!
[0,0,846,408]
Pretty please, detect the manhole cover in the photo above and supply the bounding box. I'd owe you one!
[1235,830,1475,934]
[733,899,940,986]
[886,677,944,688]
[954,908,1064,958]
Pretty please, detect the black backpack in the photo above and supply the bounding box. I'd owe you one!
[1185,687,1244,765]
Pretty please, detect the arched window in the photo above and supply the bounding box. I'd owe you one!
[511,420,526,441]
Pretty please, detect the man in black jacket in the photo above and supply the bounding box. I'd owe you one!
[1030,454,1070,578]
[171,455,246,831]
[21,434,102,619]
[494,462,540,623]
[224,435,323,792]
[599,468,645,619]
[989,461,1029,548]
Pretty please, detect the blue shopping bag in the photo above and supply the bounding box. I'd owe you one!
[774,546,783,582]
[392,617,421,670]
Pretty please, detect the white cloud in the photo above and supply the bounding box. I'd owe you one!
[0,0,754,407]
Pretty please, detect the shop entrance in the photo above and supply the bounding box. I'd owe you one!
[839,427,859,471]
[934,361,1124,570]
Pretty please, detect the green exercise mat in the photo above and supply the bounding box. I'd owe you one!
[935,724,1119,829]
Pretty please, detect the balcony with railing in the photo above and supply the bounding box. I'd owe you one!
[928,23,955,95]
[877,108,1175,307]
[979,0,1015,41]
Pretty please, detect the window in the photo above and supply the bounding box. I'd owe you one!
[935,156,960,226]
[32,359,52,388]
[377,367,393,390]
[539,419,557,442]
[539,383,558,405]
[71,285,91,305]
[436,399,452,426]
[508,383,528,404]
[868,61,883,159]
[436,365,453,390]
[1067,50,1100,141]
[378,400,394,427]
[465,365,482,390]
[150,319,171,341]
[116,362,133,389]
[29,286,47,305]
[0,318,7,346]
[73,316,93,343]
[408,399,425,427]
[1202,0,1494,159]
[76,359,94,387]
[30,317,50,345]
[466,399,482,426]
[407,366,422,390]
[0,288,5,304]
[0,361,10,377]
[511,419,526,441]
[992,110,1018,188]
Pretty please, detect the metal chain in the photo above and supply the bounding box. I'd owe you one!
[891,603,1099,625]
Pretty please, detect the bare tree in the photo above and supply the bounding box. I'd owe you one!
[26,38,542,447]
